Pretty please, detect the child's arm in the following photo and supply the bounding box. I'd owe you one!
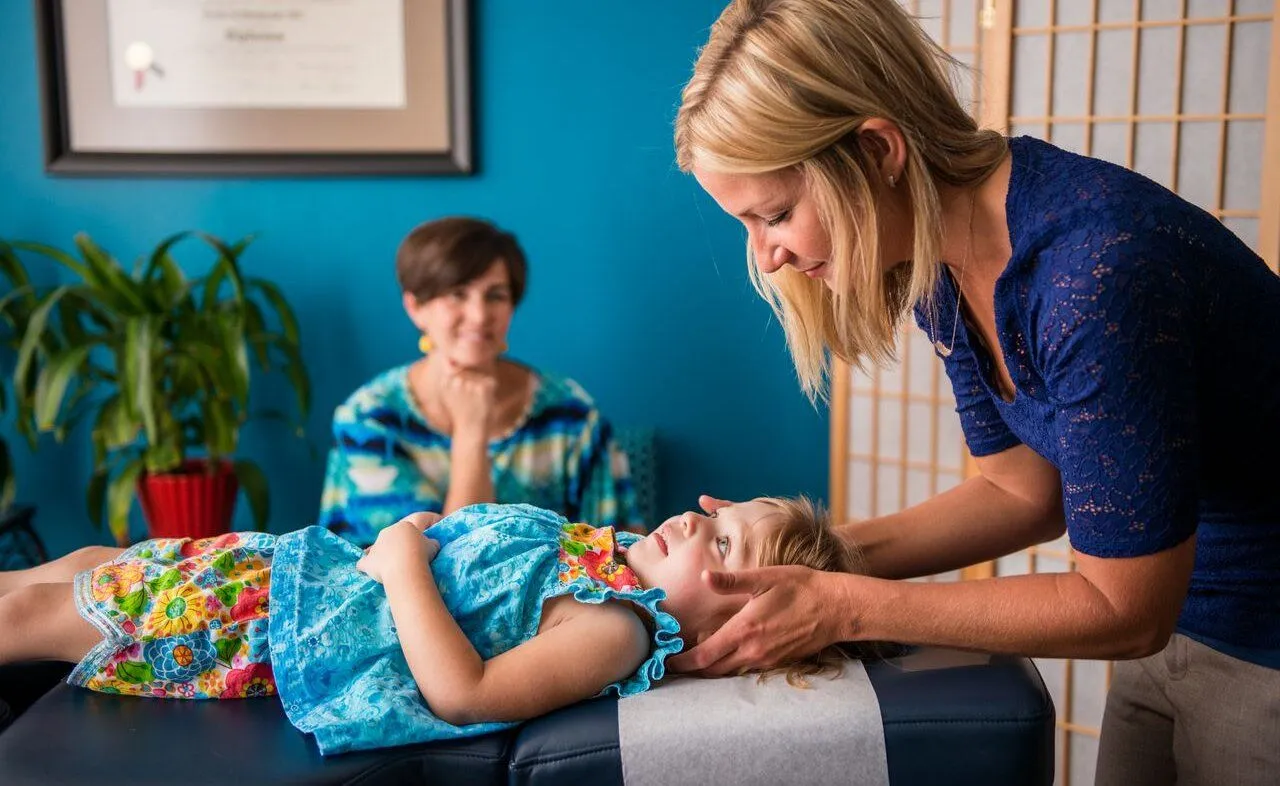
[358,518,651,727]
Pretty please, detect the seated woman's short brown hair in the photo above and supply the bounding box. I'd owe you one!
[396,217,529,305]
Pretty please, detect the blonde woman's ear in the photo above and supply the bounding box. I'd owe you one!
[856,117,909,187]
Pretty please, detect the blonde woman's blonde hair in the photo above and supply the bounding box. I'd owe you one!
[675,0,1007,401]
[753,495,884,687]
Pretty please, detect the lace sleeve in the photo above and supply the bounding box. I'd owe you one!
[1037,239,1202,558]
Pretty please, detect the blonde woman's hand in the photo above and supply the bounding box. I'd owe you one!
[664,564,853,676]
[698,494,734,515]
[440,368,498,437]
[356,512,443,583]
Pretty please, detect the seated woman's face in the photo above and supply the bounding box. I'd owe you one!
[409,259,515,369]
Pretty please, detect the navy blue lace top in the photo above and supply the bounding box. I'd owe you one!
[915,136,1280,661]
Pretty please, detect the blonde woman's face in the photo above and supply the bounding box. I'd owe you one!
[693,166,835,288]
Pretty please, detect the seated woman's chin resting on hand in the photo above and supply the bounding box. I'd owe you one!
[319,216,641,546]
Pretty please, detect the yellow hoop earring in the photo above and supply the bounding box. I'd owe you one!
[418,334,433,354]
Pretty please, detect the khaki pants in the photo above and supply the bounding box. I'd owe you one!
[1095,633,1280,786]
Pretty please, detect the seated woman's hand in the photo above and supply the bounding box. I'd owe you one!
[440,367,498,435]
[357,512,443,583]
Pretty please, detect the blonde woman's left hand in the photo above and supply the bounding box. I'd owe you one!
[357,512,444,583]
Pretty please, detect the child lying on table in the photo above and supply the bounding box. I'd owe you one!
[0,498,872,755]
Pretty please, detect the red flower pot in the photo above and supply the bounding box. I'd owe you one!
[136,459,239,540]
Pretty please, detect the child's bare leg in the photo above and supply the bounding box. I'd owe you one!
[0,582,102,665]
[0,546,124,597]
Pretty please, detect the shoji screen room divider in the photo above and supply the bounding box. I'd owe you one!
[830,2,1280,783]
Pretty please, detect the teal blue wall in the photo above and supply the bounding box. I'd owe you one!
[0,2,830,556]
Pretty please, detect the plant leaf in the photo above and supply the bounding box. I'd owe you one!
[86,469,108,529]
[227,315,250,403]
[0,240,34,297]
[142,230,195,283]
[273,340,312,419]
[33,344,92,430]
[206,399,236,458]
[123,315,159,445]
[14,285,69,392]
[94,394,139,452]
[249,279,300,346]
[0,438,13,511]
[73,233,148,313]
[199,234,248,309]
[10,240,94,282]
[107,458,145,546]
[233,459,270,532]
[242,299,270,368]
[0,282,35,327]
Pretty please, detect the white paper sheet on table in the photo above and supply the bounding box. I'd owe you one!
[618,659,889,786]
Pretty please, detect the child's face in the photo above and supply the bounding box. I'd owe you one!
[623,499,780,644]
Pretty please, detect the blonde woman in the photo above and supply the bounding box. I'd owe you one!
[319,217,641,545]
[668,1,1280,784]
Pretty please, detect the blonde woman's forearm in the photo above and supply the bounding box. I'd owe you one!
[839,473,1063,580]
[848,551,1186,661]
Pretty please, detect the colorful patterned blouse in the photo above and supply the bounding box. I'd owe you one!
[270,503,682,755]
[318,362,642,546]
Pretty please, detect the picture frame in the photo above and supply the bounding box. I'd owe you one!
[34,0,472,176]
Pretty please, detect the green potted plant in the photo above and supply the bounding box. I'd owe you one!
[0,241,39,513]
[9,230,310,545]
[0,242,55,569]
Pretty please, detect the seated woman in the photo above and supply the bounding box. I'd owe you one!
[319,217,641,545]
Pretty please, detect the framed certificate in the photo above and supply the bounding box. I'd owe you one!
[35,0,472,175]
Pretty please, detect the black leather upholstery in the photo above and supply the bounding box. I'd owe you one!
[0,685,513,786]
[510,652,1054,786]
[0,661,69,733]
[0,649,1053,785]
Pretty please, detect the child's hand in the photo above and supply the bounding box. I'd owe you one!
[398,511,444,541]
[356,512,443,583]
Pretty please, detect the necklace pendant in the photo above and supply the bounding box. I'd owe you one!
[934,341,953,358]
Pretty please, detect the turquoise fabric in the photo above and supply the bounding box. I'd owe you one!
[268,503,681,755]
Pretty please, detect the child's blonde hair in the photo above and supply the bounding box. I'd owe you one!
[674,0,1007,402]
[753,495,883,687]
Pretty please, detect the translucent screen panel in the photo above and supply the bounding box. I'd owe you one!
[992,1,1278,783]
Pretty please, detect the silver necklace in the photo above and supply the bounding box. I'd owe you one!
[933,189,975,359]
